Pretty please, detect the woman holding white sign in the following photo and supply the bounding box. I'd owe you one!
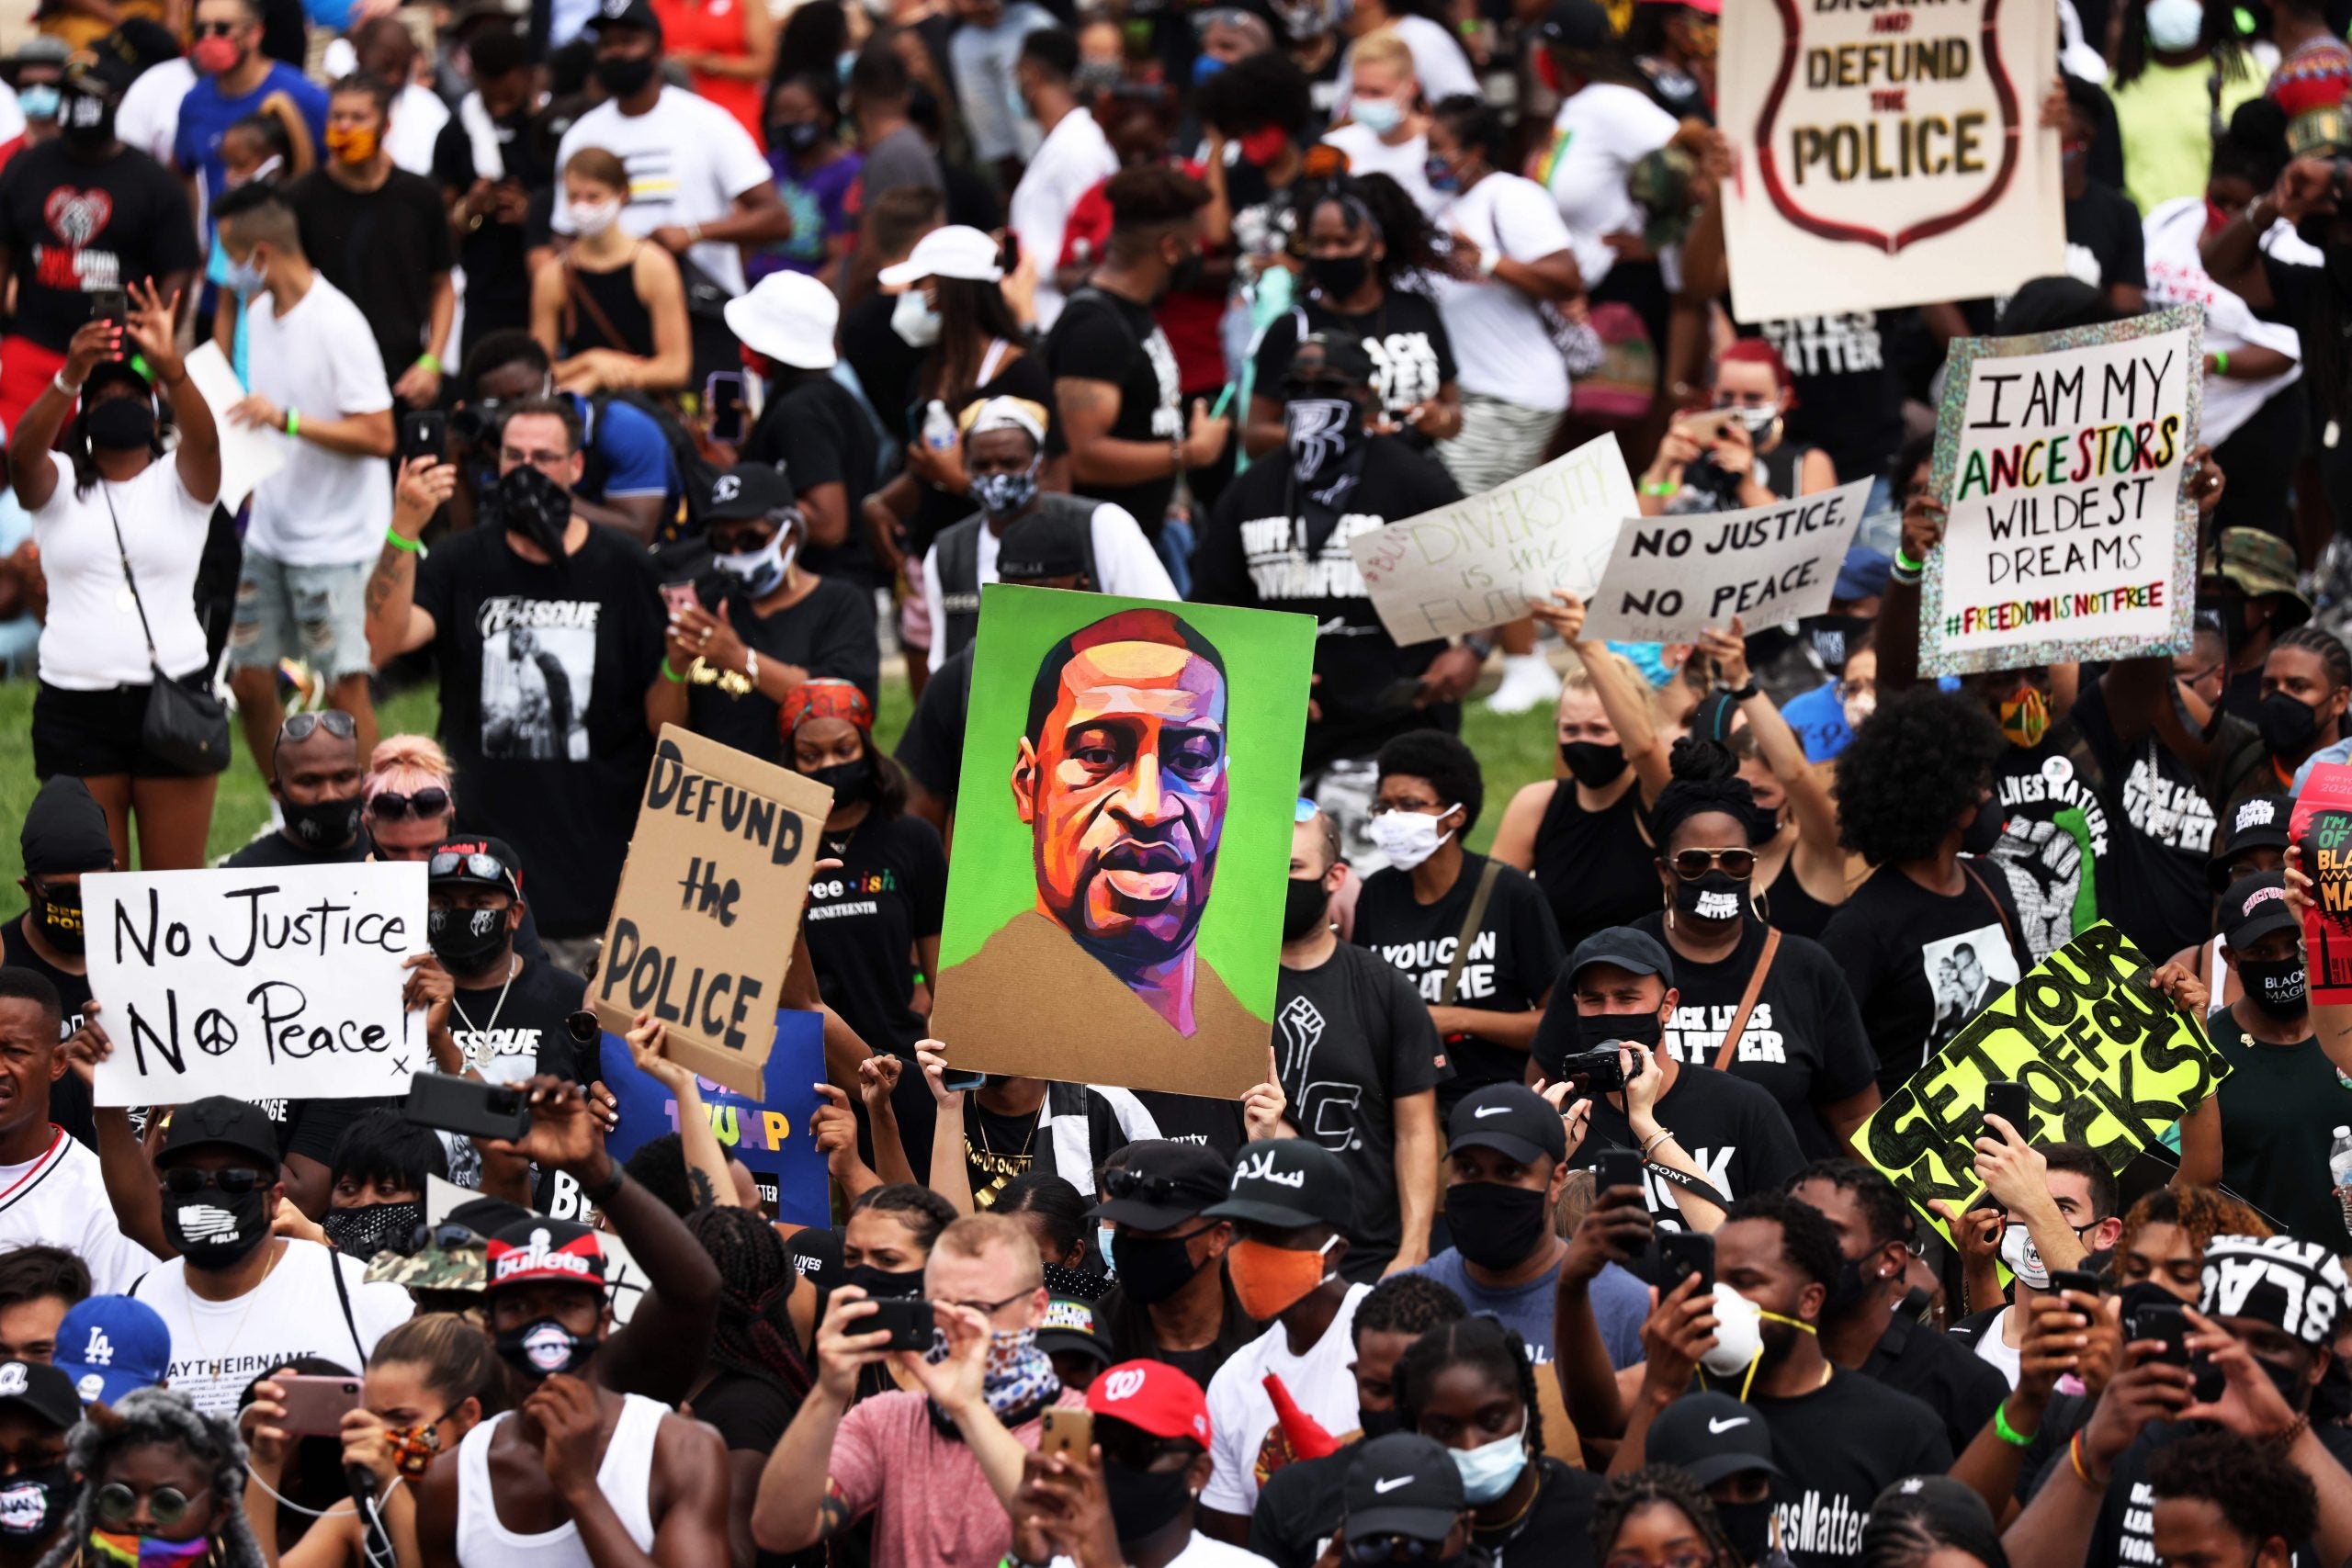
[1634,340,1835,518]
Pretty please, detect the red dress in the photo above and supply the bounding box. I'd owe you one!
[649,0,764,148]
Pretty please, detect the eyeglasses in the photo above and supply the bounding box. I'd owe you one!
[95,1483,192,1529]
[427,851,515,889]
[1344,1536,1452,1563]
[161,1168,268,1195]
[279,710,356,744]
[190,19,241,35]
[1668,847,1757,880]
[940,1289,1032,1316]
[368,787,451,820]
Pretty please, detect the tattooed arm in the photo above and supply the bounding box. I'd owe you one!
[368,457,449,666]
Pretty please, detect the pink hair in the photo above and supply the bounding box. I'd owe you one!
[365,734,456,807]
[1716,338,1797,405]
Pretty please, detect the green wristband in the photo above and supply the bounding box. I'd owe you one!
[661,656,688,684]
[1642,481,1676,497]
[1894,546,1926,574]
[384,529,423,555]
[2212,348,2229,377]
[417,352,443,375]
[284,408,300,437]
[1993,1399,2035,1447]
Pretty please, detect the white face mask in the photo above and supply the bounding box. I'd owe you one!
[891,288,942,346]
[1368,805,1455,870]
[569,197,621,238]
[1999,1221,2051,1291]
[1353,96,1403,135]
[1731,404,1778,442]
[2144,0,2202,51]
[1701,1283,1763,1376]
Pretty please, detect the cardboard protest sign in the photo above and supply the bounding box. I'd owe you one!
[423,1175,646,1324]
[602,1009,829,1227]
[1348,435,1636,644]
[1856,922,2228,1230]
[930,585,1312,1098]
[2293,766,2352,1005]
[594,727,831,1098]
[1583,478,1872,644]
[1718,0,2064,321]
[1921,304,2203,677]
[85,862,424,1107]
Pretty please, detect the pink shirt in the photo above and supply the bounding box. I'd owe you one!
[828,1387,1086,1565]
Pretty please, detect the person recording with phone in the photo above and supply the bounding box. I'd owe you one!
[1003,1359,1235,1568]
[1634,340,1837,518]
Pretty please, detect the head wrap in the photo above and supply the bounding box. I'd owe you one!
[2200,1234,2350,1347]
[776,678,875,738]
[958,396,1049,447]
[20,776,113,875]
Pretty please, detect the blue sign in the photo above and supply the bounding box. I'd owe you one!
[601,1009,830,1227]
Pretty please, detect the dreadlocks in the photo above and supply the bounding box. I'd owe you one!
[35,1389,267,1568]
[1590,1466,1741,1567]
[686,1205,813,1401]
[2113,1184,2271,1278]
[1394,1317,1544,1458]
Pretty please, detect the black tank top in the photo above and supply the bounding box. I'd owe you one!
[1532,780,1660,952]
[563,252,659,360]
[1762,852,1839,942]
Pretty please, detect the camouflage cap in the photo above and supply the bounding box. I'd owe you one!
[366,1242,487,1292]
[2203,527,2311,623]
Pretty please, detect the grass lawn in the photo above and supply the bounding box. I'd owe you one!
[0,665,1564,885]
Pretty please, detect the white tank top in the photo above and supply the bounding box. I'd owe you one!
[455,1393,663,1568]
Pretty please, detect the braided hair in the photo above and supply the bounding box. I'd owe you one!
[34,1389,267,1568]
[2275,625,2352,694]
[686,1206,813,1401]
[1650,737,1759,850]
[1394,1317,1544,1458]
[1589,1466,1741,1567]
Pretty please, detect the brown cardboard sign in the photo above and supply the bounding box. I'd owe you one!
[594,726,831,1097]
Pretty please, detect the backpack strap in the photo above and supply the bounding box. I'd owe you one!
[1711,928,1781,1074]
[1437,859,1506,1008]
[326,1243,364,1366]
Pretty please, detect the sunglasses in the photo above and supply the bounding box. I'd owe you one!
[1295,797,1319,823]
[427,851,514,888]
[407,1221,487,1253]
[1344,1536,1451,1563]
[1282,378,1355,400]
[1103,1168,1207,1208]
[161,1168,268,1194]
[190,19,241,35]
[1668,847,1756,880]
[566,1010,601,1044]
[368,787,451,820]
[279,710,356,744]
[95,1483,192,1529]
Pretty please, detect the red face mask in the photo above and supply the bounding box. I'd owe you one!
[2206,197,2236,235]
[739,344,775,379]
[1238,124,1288,166]
[191,34,240,73]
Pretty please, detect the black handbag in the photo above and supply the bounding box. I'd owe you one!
[103,482,232,775]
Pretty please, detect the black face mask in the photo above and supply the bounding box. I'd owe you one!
[1445,1182,1548,1271]
[85,395,155,451]
[493,462,572,558]
[1714,1498,1773,1567]
[2238,953,2308,1017]
[1102,1461,1193,1543]
[163,1188,270,1267]
[283,794,363,851]
[2257,1348,2317,1414]
[2257,690,2325,758]
[1960,793,2004,855]
[594,53,657,98]
[1283,397,1364,484]
[428,905,511,974]
[0,1466,75,1541]
[27,884,84,956]
[1306,253,1370,299]
[1577,1010,1662,1053]
[2117,1279,2187,1340]
[2218,597,2259,659]
[775,119,823,153]
[1283,875,1331,942]
[1560,740,1627,788]
[1672,869,1747,925]
[495,1317,600,1380]
[1822,1251,1875,1319]
[1109,1229,1209,1305]
[1356,1406,1404,1440]
[1742,799,1785,847]
[805,756,873,804]
[842,1263,925,1299]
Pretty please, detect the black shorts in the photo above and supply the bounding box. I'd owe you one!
[32,676,216,781]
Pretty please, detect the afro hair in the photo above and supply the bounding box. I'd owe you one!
[1834,687,2003,865]
[2147,1430,2317,1552]
[1376,728,1485,835]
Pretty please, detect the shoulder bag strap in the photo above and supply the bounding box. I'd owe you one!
[1959,859,2016,946]
[101,484,164,672]
[564,259,629,353]
[1710,927,1781,1074]
[326,1242,364,1364]
[1438,859,1506,1007]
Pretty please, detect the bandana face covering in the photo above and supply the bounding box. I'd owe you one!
[322,1200,424,1259]
[924,1325,1059,1419]
[383,1417,448,1480]
[970,459,1041,518]
[91,1533,209,1568]
[1997,685,2050,749]
[493,464,572,558]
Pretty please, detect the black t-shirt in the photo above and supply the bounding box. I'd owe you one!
[691,1371,823,1568]
[805,811,947,1059]
[2065,181,2146,295]
[681,579,878,764]
[1735,313,1904,489]
[1274,942,1449,1280]
[840,290,925,438]
[1531,781,1658,954]
[1857,1300,2010,1460]
[1987,718,2116,964]
[1250,290,1457,434]
[1044,287,1182,536]
[741,378,882,589]
[892,640,972,807]
[221,829,372,869]
[1351,852,1564,1111]
[1097,1275,1261,1385]
[1630,912,1878,1160]
[284,168,456,380]
[1817,861,2032,1098]
[2025,1415,2352,1568]
[439,956,592,1196]
[2212,1008,2352,1253]
[0,141,199,353]
[2070,676,2218,964]
[1474,1455,1602,1568]
[965,1097,1039,1209]
[429,114,549,344]
[0,917,94,1148]
[1748,1371,1954,1568]
[414,525,667,937]
[1192,439,1464,774]
[1250,1441,1352,1568]
[1559,1058,1805,1230]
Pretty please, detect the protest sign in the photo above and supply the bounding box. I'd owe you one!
[1920,304,2202,677]
[1348,435,1636,644]
[1583,477,1871,644]
[424,1175,646,1325]
[594,726,831,1098]
[2293,768,2352,1005]
[185,343,285,510]
[1856,923,2228,1230]
[85,862,424,1107]
[1718,0,2064,321]
[931,586,1311,1099]
[601,1009,829,1228]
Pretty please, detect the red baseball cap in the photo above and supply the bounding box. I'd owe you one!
[1086,1359,1211,1446]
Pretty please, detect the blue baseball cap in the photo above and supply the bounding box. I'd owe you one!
[54,1296,171,1409]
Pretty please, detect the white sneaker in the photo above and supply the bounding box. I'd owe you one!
[1484,652,1562,716]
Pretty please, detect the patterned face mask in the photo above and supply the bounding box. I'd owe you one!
[924,1325,1059,1417]
[382,1412,454,1479]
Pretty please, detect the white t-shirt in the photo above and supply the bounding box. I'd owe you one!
[1972,1304,2023,1388]
[245,275,394,567]
[1331,16,1481,119]
[552,88,773,297]
[1319,122,1442,218]
[1202,1281,1369,1517]
[1430,173,1577,411]
[0,1129,159,1294]
[116,59,196,168]
[921,501,1177,671]
[1010,107,1117,331]
[2142,196,2304,447]
[1053,1535,1273,1568]
[33,452,213,689]
[130,1238,415,1417]
[387,83,452,177]
[1542,82,1678,288]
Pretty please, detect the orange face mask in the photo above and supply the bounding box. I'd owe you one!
[326,124,379,164]
[1227,1235,1338,1320]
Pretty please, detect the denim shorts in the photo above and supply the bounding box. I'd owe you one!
[228,548,374,682]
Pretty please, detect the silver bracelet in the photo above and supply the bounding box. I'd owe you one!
[51,371,81,398]
[744,648,760,684]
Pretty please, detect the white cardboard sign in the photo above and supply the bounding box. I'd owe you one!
[1583,478,1873,644]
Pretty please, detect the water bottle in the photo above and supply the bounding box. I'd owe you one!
[2330,1125,2352,1233]
[922,400,956,453]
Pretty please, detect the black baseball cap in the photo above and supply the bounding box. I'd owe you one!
[707,465,795,523]
[1645,1393,1781,1487]
[1343,1432,1464,1542]
[1035,1293,1116,1371]
[485,1217,608,1291]
[0,1361,84,1431]
[156,1097,281,1170]
[1567,927,1676,988]
[1539,0,1612,51]
[1202,1138,1352,1231]
[586,0,662,38]
[998,506,1092,584]
[2221,869,2300,951]
[429,836,524,896]
[1445,1083,1566,1167]
[2210,794,2290,891]
[1282,330,1375,392]
[1090,1141,1233,1228]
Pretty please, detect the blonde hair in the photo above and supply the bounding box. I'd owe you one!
[931,1213,1045,1292]
[366,734,456,809]
[1561,651,1661,722]
[563,146,629,195]
[1346,28,1416,82]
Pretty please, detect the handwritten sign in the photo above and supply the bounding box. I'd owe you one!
[1583,478,1871,644]
[1349,434,1636,644]
[594,727,831,1098]
[85,862,424,1107]
[1921,305,2202,677]
[2295,766,2352,1005]
[1856,923,2227,1230]
[1719,0,2064,321]
[601,1009,829,1228]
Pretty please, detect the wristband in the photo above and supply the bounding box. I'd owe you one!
[1894,546,1927,574]
[1724,679,1759,702]
[1476,246,1500,278]
[1641,481,1676,497]
[2211,348,2229,377]
[284,408,300,437]
[685,221,703,244]
[1993,1399,2035,1447]
[384,528,423,555]
[661,655,688,683]
[744,648,760,684]
[51,371,82,398]
[416,352,442,376]
[1638,1126,1674,1156]
[2068,1430,2108,1488]
[581,1163,626,1205]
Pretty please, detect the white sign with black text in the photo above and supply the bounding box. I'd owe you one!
[1583,478,1872,645]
